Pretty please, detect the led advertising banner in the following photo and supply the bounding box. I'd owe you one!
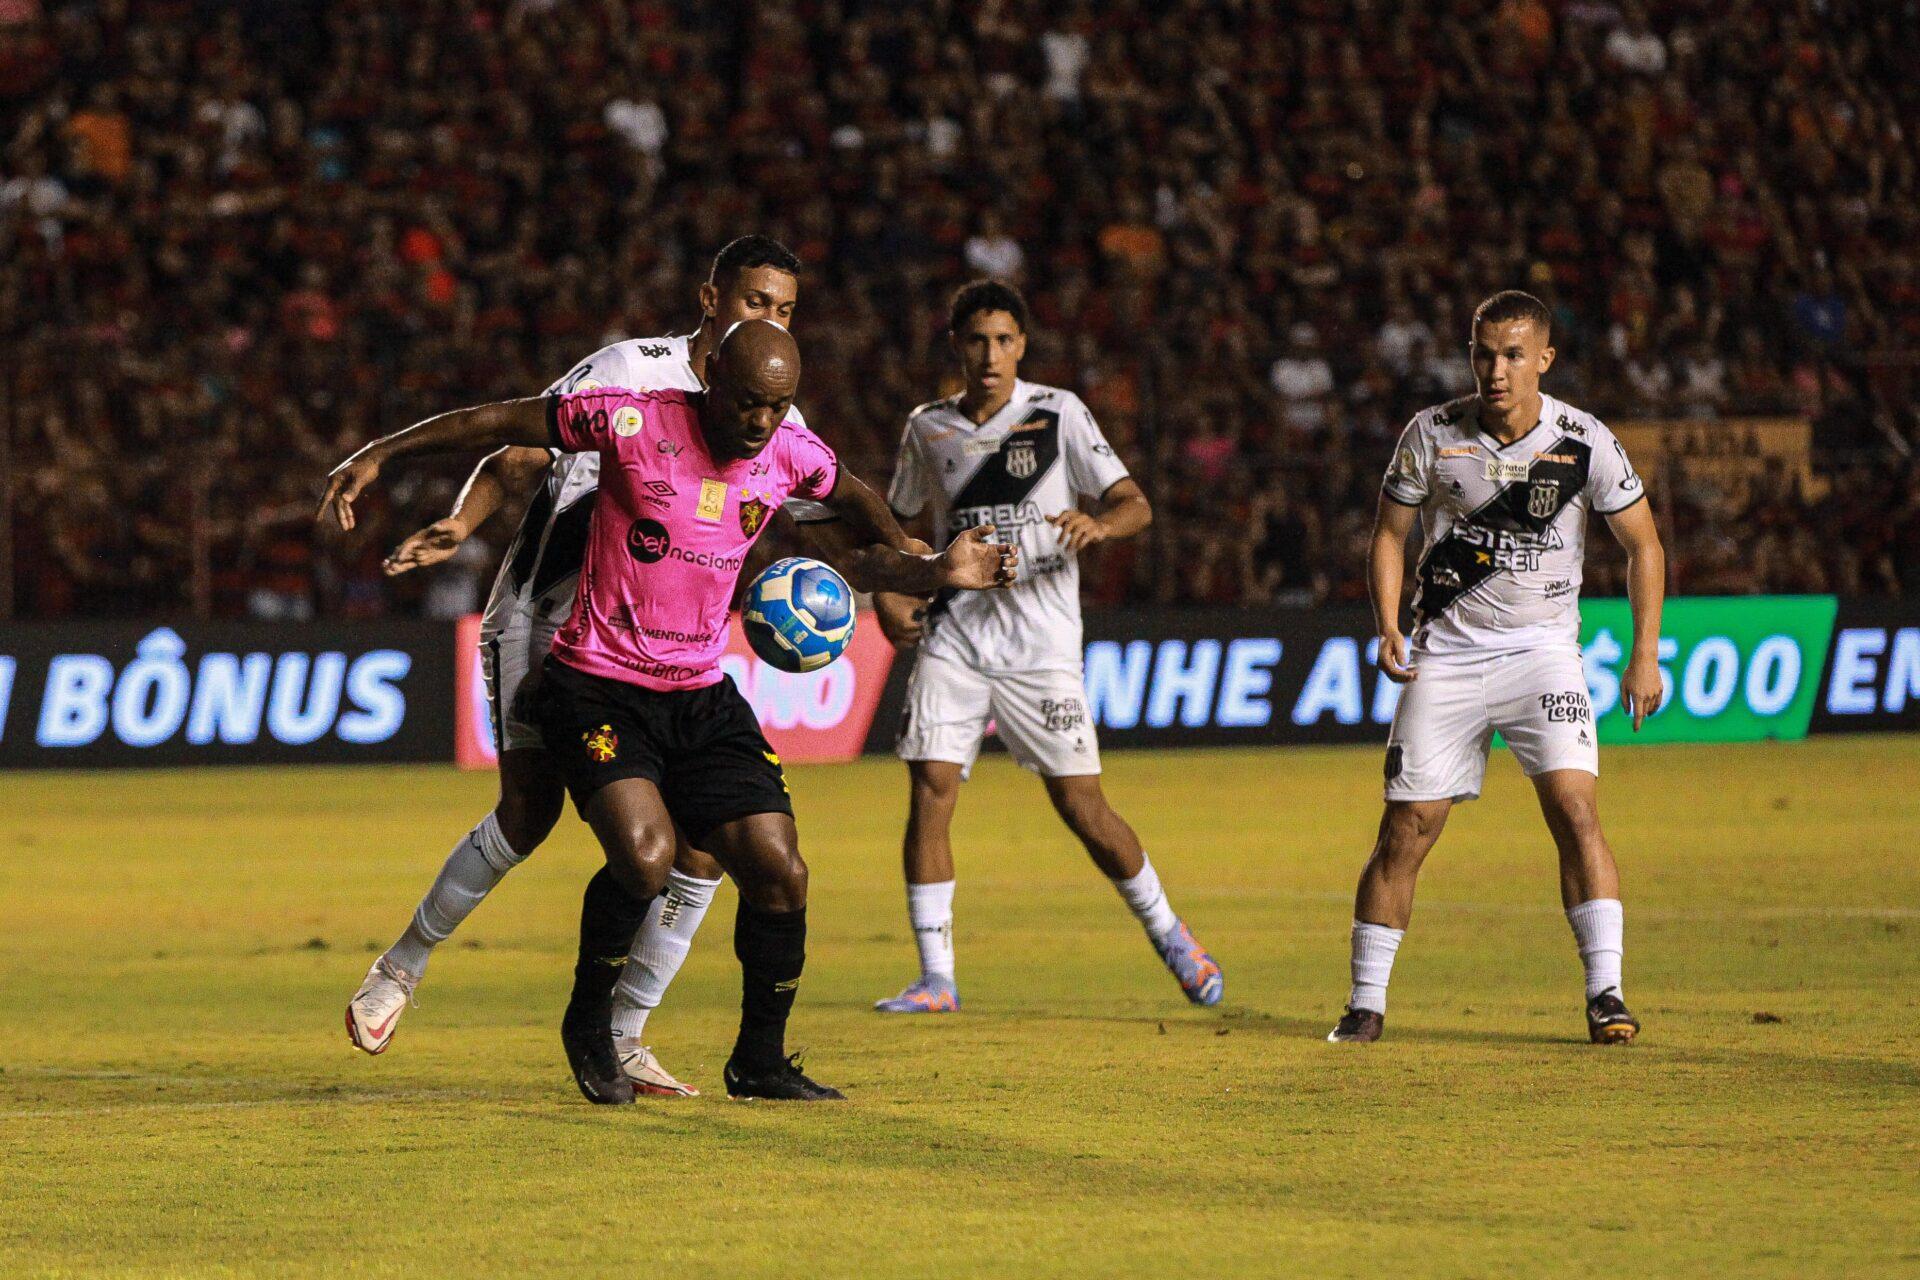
[0,621,454,769]
[1811,600,1920,735]
[865,597,1854,753]
[1576,596,1837,744]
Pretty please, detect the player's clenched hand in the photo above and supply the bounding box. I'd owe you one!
[937,524,1019,590]
[317,454,382,533]
[1047,510,1108,552]
[1377,630,1417,683]
[1621,652,1663,731]
[383,519,469,576]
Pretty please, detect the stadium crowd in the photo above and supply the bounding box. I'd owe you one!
[4,0,1917,619]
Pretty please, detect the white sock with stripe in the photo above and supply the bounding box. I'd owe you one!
[908,880,957,981]
[385,814,523,979]
[1111,855,1180,942]
[611,870,723,1041]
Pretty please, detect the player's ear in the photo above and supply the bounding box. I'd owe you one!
[699,280,719,320]
[1539,344,1556,374]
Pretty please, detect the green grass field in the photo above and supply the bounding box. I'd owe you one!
[2,740,1917,1279]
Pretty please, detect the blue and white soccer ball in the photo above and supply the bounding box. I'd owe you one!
[743,557,857,673]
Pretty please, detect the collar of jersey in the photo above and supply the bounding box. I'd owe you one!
[945,379,1030,432]
[1476,393,1554,453]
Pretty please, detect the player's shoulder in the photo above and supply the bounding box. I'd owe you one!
[1543,394,1615,445]
[905,392,962,427]
[607,333,699,387]
[1018,380,1087,415]
[1406,395,1478,445]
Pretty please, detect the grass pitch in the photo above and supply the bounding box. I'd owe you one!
[1,740,1916,1279]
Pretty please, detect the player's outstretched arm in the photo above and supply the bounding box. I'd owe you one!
[383,446,553,575]
[317,398,555,533]
[1606,497,1667,731]
[1370,495,1421,683]
[821,468,1017,593]
[1047,478,1152,551]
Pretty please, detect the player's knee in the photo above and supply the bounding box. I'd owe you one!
[910,771,961,812]
[608,824,676,899]
[743,850,808,913]
[1377,802,1445,864]
[1547,792,1604,845]
[1047,781,1111,842]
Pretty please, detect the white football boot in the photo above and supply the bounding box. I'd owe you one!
[615,1040,700,1097]
[345,956,418,1055]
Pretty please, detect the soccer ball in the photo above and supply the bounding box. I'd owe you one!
[742,557,857,673]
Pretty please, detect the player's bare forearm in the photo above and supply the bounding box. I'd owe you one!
[1369,497,1419,638]
[319,398,554,532]
[1607,499,1666,659]
[1369,496,1420,681]
[1049,478,1149,551]
[1095,479,1152,539]
[451,446,552,534]
[1607,498,1668,727]
[821,469,916,552]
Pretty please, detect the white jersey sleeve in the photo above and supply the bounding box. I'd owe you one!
[886,418,935,518]
[1585,420,1645,515]
[545,341,637,397]
[1383,417,1433,506]
[1060,392,1130,499]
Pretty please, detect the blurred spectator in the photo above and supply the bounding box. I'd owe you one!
[2,0,1914,623]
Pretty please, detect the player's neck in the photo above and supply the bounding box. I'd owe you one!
[1477,391,1544,444]
[959,381,1015,424]
[686,324,714,386]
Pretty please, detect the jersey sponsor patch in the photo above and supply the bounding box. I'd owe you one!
[696,478,728,522]
[1485,457,1531,482]
[613,406,644,437]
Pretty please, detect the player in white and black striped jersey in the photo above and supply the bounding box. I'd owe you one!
[346,237,884,1101]
[1327,290,1668,1047]
[869,281,1223,1012]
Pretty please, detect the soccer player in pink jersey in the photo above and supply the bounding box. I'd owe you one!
[321,321,1014,1100]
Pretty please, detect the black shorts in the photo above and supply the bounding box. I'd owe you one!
[532,656,792,844]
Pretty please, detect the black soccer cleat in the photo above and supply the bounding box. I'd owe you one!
[1326,1006,1385,1043]
[723,1053,846,1101]
[1586,989,1641,1044]
[561,1006,635,1105]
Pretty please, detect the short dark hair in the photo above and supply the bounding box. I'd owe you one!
[1472,290,1552,339]
[948,279,1029,334]
[710,235,801,287]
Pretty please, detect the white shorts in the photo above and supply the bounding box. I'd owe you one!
[897,654,1101,778]
[1384,647,1598,803]
[480,613,563,753]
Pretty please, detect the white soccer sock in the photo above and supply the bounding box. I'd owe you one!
[1566,898,1625,1000]
[1111,855,1181,943]
[385,814,524,979]
[1349,920,1405,1014]
[611,869,723,1040]
[907,879,957,981]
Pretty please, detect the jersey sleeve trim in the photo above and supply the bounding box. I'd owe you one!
[1594,491,1647,516]
[1382,487,1425,507]
[545,395,564,450]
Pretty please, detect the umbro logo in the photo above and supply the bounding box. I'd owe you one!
[639,479,676,508]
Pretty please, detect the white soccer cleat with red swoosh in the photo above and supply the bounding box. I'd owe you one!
[346,956,418,1055]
